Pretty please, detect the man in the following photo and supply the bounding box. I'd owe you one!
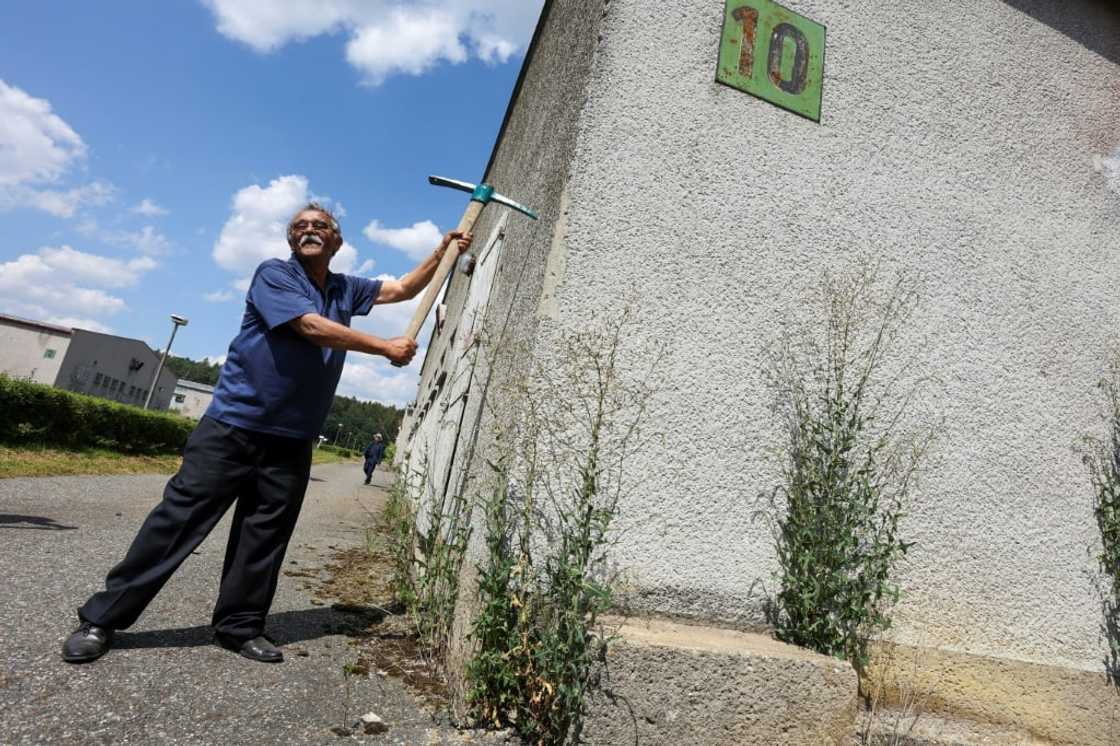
[362,433,386,485]
[62,202,470,664]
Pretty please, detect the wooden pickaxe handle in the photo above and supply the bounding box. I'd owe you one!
[392,199,486,365]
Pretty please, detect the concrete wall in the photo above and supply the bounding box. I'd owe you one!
[403,0,1120,736]
[543,0,1120,678]
[397,0,614,712]
[55,330,178,411]
[169,381,214,420]
[0,317,71,385]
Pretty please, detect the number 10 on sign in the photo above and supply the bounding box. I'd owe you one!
[716,0,825,122]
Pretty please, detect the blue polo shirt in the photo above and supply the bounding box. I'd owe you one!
[206,256,383,440]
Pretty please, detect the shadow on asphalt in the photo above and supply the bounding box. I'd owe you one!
[0,514,77,530]
[113,605,388,650]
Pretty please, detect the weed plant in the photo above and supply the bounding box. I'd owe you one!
[466,315,655,745]
[383,471,418,609]
[762,262,932,674]
[1079,355,1120,685]
[382,456,471,659]
[412,483,471,656]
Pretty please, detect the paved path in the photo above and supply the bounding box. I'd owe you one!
[0,462,486,745]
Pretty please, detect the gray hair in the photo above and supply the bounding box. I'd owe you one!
[288,202,341,234]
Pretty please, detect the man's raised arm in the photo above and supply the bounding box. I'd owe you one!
[288,313,417,365]
[376,230,473,304]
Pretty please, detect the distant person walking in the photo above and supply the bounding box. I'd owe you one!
[62,203,470,664]
[362,433,386,484]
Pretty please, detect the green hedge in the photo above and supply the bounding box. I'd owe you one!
[0,375,194,454]
[319,443,360,459]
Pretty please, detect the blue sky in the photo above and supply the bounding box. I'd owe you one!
[0,0,543,405]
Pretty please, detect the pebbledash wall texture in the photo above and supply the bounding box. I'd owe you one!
[400,0,1120,739]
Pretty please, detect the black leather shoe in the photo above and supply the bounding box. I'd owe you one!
[61,622,114,663]
[217,634,283,663]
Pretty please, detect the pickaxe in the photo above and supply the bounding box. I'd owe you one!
[393,175,537,365]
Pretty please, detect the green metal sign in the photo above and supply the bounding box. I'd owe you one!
[716,0,826,122]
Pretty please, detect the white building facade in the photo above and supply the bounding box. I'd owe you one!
[402,1,1120,741]
[0,314,72,386]
[0,315,179,411]
[169,379,214,420]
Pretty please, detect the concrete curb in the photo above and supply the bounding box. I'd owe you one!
[582,616,857,745]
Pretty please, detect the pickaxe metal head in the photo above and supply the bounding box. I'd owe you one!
[428,175,538,220]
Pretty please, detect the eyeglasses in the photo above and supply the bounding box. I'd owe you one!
[291,219,334,232]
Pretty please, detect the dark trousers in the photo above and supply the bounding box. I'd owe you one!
[79,416,313,641]
[362,459,379,480]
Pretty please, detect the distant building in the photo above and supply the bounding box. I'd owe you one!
[0,314,178,411]
[169,379,215,420]
[0,314,72,385]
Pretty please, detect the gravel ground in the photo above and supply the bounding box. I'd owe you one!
[0,462,504,745]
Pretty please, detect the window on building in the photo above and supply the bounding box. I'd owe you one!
[43,349,56,359]
[94,373,103,385]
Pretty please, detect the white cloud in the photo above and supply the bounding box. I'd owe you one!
[105,224,173,255]
[332,241,360,274]
[352,281,425,340]
[201,0,353,52]
[0,80,116,217]
[345,8,467,84]
[201,1,542,85]
[36,245,157,287]
[0,305,114,334]
[204,289,237,303]
[356,258,376,275]
[0,274,125,317]
[132,226,173,255]
[3,180,116,218]
[0,79,85,185]
[213,175,309,273]
[336,271,448,403]
[0,244,157,322]
[338,355,426,407]
[213,174,364,277]
[132,198,169,217]
[363,218,441,260]
[47,316,113,333]
[205,354,228,366]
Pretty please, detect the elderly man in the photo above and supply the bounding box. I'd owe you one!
[362,433,386,484]
[62,203,470,664]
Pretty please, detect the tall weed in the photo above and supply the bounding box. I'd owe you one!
[466,314,655,745]
[1079,354,1120,685]
[762,262,933,674]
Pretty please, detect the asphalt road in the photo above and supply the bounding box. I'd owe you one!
[0,462,492,745]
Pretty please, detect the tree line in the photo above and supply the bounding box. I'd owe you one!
[163,354,404,446]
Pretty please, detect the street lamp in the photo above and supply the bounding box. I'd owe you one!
[334,423,344,445]
[144,314,189,410]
